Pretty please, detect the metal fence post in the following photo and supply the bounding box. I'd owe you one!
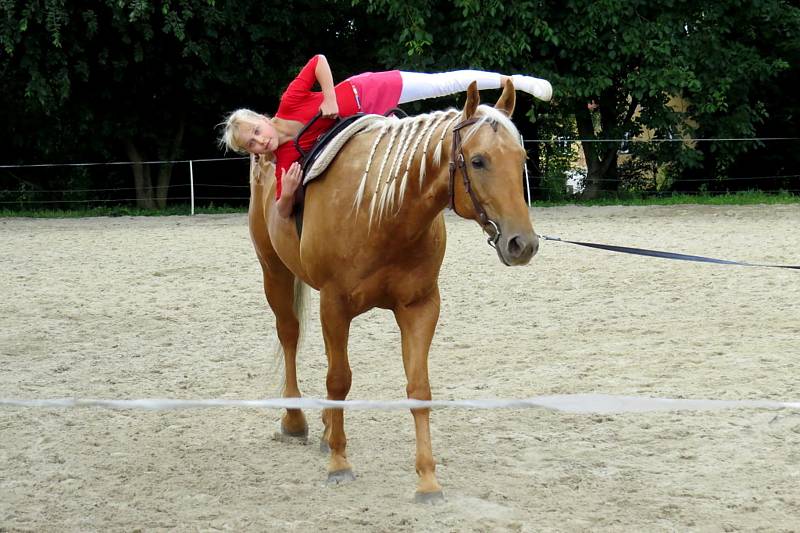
[189,160,195,215]
[521,135,532,205]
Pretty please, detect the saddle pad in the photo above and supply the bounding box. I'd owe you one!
[303,114,388,185]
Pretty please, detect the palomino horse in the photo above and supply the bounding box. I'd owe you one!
[248,80,538,502]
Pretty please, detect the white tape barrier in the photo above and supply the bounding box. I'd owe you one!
[1,394,798,414]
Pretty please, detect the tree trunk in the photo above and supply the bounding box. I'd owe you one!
[576,91,637,199]
[126,141,156,209]
[125,118,185,210]
[155,118,185,209]
[576,105,617,199]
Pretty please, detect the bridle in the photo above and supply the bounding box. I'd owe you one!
[448,117,502,249]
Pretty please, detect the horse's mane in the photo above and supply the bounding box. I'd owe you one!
[352,105,521,226]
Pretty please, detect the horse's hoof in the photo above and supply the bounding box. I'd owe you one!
[414,490,445,504]
[319,437,330,454]
[281,423,308,438]
[271,424,308,444]
[326,468,356,484]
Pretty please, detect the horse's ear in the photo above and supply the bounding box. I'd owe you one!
[463,81,479,119]
[495,78,516,117]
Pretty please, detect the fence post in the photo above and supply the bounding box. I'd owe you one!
[189,160,195,215]
[521,135,532,205]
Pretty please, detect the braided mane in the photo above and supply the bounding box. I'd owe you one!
[352,105,520,226]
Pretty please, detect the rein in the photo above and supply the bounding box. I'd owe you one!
[539,235,800,270]
[449,117,502,248]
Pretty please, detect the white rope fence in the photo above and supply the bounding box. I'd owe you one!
[2,394,798,414]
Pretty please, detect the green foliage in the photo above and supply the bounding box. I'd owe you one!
[679,0,799,178]
[1,0,799,207]
[4,1,289,154]
[361,0,800,197]
[528,190,800,208]
[1,0,395,206]
[538,141,580,201]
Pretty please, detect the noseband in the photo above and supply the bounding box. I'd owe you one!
[448,117,501,248]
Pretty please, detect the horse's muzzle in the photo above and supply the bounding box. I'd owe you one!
[497,232,539,266]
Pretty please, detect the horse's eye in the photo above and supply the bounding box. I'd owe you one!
[471,156,485,169]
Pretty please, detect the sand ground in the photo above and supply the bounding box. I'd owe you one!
[1,205,799,532]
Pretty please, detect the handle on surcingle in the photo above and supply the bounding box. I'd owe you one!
[293,111,324,160]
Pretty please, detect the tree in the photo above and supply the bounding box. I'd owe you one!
[361,0,800,198]
[1,0,393,207]
[3,0,798,207]
[727,25,800,195]
[678,1,800,191]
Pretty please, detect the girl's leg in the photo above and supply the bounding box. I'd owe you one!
[398,70,552,103]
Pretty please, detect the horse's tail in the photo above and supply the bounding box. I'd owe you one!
[269,276,310,395]
[292,275,310,351]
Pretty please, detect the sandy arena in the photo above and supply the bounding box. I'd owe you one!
[1,204,799,531]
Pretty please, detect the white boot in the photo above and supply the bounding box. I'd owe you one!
[510,75,553,101]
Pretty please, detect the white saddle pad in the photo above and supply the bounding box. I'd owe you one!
[303,114,388,185]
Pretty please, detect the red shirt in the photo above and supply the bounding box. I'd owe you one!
[273,55,359,198]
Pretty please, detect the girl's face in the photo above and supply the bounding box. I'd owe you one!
[239,116,279,155]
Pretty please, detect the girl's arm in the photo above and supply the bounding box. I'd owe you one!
[315,55,339,118]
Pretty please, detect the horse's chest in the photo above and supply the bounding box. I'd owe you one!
[340,260,440,313]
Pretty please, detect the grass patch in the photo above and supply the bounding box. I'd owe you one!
[0,205,247,218]
[1,191,797,218]
[531,190,800,207]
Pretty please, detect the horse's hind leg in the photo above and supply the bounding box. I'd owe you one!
[261,261,308,439]
[319,290,355,482]
[394,287,444,503]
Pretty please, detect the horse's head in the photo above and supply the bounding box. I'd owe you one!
[449,80,539,266]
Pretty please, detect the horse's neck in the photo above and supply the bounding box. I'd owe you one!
[412,116,463,220]
[413,141,455,220]
[364,112,459,229]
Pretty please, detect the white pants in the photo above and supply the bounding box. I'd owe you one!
[398,70,552,103]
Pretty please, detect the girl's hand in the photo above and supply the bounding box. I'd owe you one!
[320,97,339,119]
[281,162,303,196]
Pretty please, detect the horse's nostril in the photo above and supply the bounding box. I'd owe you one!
[508,235,525,257]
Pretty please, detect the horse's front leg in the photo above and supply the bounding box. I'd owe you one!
[394,286,444,503]
[319,290,355,483]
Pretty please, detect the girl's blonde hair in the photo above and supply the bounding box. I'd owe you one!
[217,108,269,154]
